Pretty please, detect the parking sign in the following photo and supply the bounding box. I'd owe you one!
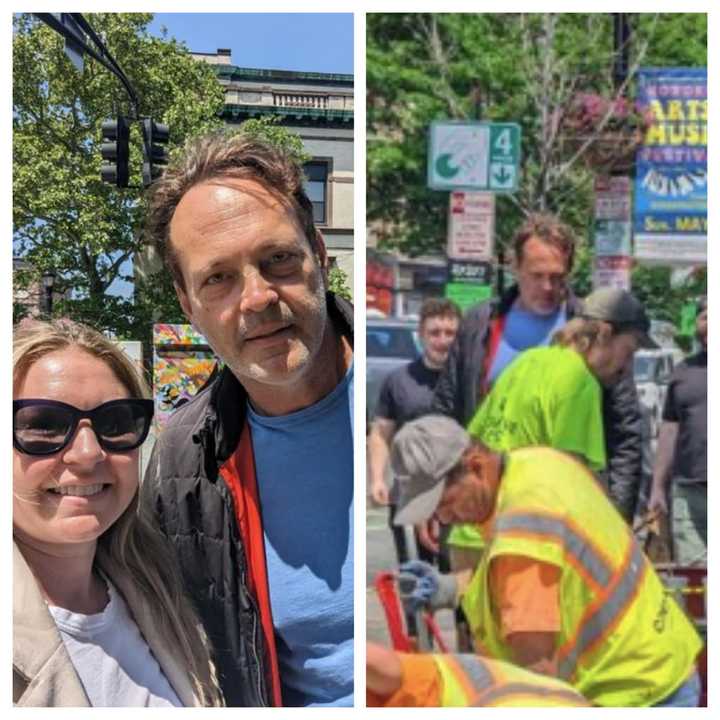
[428,121,521,192]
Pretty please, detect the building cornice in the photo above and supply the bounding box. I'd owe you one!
[222,104,353,126]
[216,65,353,86]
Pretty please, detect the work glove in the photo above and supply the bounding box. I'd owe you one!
[397,560,458,613]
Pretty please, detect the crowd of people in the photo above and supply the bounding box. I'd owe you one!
[368,214,707,707]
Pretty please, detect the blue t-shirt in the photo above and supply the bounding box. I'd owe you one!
[247,364,354,707]
[488,301,567,387]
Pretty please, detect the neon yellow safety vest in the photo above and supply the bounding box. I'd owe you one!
[434,653,589,707]
[461,447,703,707]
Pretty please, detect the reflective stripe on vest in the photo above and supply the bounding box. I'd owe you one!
[495,513,612,588]
[477,682,587,707]
[435,655,587,707]
[494,511,647,680]
[558,539,646,679]
[451,654,494,694]
[436,655,486,706]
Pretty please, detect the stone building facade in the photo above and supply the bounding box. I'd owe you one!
[193,49,355,295]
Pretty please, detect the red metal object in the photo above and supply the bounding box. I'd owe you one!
[374,571,448,653]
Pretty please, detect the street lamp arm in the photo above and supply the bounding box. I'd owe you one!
[69,13,140,110]
[34,13,141,116]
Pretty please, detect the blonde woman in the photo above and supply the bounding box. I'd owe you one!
[13,319,223,707]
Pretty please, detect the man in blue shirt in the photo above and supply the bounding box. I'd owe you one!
[142,132,353,706]
[433,213,643,519]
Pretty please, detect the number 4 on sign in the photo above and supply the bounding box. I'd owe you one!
[495,129,512,155]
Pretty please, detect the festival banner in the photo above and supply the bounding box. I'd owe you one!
[634,67,707,264]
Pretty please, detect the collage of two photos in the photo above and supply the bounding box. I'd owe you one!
[12,10,708,709]
[365,11,708,709]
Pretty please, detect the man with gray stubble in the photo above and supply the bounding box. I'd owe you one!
[141,131,354,707]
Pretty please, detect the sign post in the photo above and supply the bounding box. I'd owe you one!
[429,120,521,307]
[593,176,633,290]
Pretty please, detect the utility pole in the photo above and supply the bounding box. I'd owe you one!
[589,14,635,293]
[473,83,505,297]
[613,14,631,90]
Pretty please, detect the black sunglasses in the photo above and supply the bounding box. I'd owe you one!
[13,398,154,456]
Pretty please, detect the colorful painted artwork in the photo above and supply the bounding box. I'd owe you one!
[152,324,218,431]
[153,323,210,347]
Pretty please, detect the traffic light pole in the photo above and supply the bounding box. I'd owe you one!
[34,13,169,188]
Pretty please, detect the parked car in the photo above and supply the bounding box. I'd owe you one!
[633,348,683,438]
[366,317,421,425]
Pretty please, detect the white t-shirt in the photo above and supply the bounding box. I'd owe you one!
[48,578,183,707]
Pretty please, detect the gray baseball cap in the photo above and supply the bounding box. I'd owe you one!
[391,415,471,526]
[580,287,658,349]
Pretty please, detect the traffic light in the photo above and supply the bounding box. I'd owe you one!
[142,118,170,187]
[100,116,130,187]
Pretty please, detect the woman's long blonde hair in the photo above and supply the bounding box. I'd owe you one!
[551,316,614,355]
[13,319,223,707]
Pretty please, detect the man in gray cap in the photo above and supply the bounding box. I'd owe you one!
[390,414,703,707]
[649,296,707,565]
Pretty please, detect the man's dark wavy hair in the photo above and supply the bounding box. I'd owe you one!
[145,130,319,289]
[513,212,575,271]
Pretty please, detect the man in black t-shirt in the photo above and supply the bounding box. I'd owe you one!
[649,297,707,565]
[368,298,461,565]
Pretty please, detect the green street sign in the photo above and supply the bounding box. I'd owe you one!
[445,282,493,311]
[428,121,521,193]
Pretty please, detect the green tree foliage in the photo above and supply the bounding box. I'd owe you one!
[239,115,311,165]
[13,13,225,338]
[328,265,353,301]
[367,13,707,323]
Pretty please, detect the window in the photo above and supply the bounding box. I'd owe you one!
[303,161,328,225]
[366,325,420,359]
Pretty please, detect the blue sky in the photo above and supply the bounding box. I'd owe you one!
[147,13,354,74]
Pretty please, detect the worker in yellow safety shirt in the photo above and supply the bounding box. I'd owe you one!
[367,641,590,707]
[391,415,703,707]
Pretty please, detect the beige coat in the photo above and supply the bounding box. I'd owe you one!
[13,542,202,707]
